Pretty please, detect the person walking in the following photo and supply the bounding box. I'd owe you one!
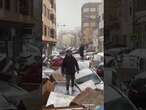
[79,44,85,60]
[61,50,79,95]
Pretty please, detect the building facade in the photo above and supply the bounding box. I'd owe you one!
[105,0,135,49]
[95,1,103,52]
[0,0,34,59]
[105,0,146,49]
[133,0,146,48]
[42,0,57,56]
[81,3,100,46]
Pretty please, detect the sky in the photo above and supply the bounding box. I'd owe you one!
[56,0,102,32]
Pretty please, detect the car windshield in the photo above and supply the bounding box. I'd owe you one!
[75,73,101,85]
[105,98,136,110]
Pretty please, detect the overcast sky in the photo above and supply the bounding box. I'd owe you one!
[56,0,102,32]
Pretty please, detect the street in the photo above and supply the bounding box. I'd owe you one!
[42,48,104,109]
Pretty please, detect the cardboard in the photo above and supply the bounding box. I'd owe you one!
[71,88,104,107]
[42,80,55,105]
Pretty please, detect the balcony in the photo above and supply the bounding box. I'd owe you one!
[42,35,57,43]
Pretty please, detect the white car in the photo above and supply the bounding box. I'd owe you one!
[51,51,60,57]
[42,66,54,79]
[78,60,90,70]
[75,68,104,91]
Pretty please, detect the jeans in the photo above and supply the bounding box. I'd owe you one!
[65,74,75,91]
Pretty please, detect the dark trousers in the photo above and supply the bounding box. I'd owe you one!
[80,54,84,60]
[65,74,75,91]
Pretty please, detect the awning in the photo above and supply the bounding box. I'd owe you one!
[42,36,57,43]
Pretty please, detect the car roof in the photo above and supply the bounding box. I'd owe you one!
[0,54,6,62]
[75,68,94,79]
[135,72,146,79]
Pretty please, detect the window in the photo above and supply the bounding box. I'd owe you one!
[50,0,54,8]
[19,0,29,15]
[44,5,47,16]
[129,7,132,16]
[23,28,32,34]
[50,13,55,23]
[83,22,89,27]
[15,0,18,12]
[136,0,146,12]
[90,15,96,19]
[50,29,55,38]
[83,30,86,35]
[47,8,50,19]
[43,5,45,15]
[0,0,2,8]
[48,27,50,36]
[99,28,103,36]
[102,13,104,20]
[90,8,96,12]
[83,8,89,12]
[90,22,96,27]
[44,25,47,36]
[5,0,10,10]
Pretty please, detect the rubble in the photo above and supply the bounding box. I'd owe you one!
[42,79,104,110]
[41,51,104,110]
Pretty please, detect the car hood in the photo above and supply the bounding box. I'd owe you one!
[0,94,16,110]
[95,82,104,90]
[0,81,28,105]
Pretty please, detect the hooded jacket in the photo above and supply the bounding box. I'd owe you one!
[61,55,79,75]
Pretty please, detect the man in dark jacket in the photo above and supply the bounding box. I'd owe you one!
[79,44,84,60]
[61,50,79,95]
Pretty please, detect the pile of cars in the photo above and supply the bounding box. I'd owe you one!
[105,47,146,110]
[75,68,104,91]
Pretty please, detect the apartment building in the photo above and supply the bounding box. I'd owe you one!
[133,0,146,48]
[105,0,133,49]
[81,3,100,46]
[42,0,57,56]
